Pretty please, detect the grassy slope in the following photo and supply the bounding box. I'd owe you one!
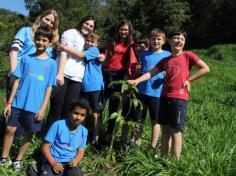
[0,44,235,176]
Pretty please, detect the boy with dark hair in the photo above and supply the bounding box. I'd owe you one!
[0,26,57,171]
[128,30,210,159]
[41,99,90,176]
[135,36,150,56]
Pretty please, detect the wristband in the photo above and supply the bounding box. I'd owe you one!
[3,99,11,106]
[49,160,58,167]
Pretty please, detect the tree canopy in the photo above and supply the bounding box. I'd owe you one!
[1,0,236,49]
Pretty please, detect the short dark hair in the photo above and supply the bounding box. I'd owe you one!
[137,36,150,49]
[169,30,187,40]
[69,98,91,114]
[34,26,54,42]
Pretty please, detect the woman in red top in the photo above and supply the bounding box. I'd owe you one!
[102,19,138,139]
[103,19,137,97]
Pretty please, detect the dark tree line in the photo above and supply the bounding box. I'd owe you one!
[1,0,235,50]
[24,0,236,48]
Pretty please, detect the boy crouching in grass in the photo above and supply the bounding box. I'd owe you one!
[128,30,210,160]
[0,26,57,172]
[40,99,90,176]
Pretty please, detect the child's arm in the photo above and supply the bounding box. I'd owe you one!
[35,87,52,121]
[9,49,18,73]
[57,52,67,85]
[42,142,64,174]
[58,44,85,59]
[97,54,106,62]
[69,147,85,167]
[184,60,210,91]
[4,78,20,117]
[128,67,160,86]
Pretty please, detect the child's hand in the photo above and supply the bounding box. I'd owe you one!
[35,109,45,121]
[4,104,11,118]
[68,158,79,167]
[127,79,138,86]
[57,73,64,86]
[52,162,64,174]
[97,54,105,62]
[183,80,191,92]
[57,43,68,51]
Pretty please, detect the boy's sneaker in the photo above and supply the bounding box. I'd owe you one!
[12,160,23,172]
[0,157,12,167]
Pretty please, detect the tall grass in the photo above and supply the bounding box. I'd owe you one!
[0,45,235,175]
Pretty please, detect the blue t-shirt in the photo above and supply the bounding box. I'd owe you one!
[82,46,104,92]
[45,118,88,163]
[138,50,171,97]
[12,55,57,113]
[11,27,56,63]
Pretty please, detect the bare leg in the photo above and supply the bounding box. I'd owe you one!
[2,126,17,158]
[15,131,33,160]
[130,118,144,143]
[150,121,161,148]
[160,125,172,157]
[93,112,100,143]
[171,128,182,160]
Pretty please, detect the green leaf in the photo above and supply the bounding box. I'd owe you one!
[102,98,110,123]
[110,112,119,120]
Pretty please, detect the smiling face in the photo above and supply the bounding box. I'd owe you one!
[34,35,50,53]
[70,106,87,128]
[119,24,129,40]
[40,14,55,28]
[80,20,95,36]
[84,36,99,49]
[150,35,165,52]
[169,33,186,54]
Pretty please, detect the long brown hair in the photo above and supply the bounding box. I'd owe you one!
[108,19,133,58]
[32,9,59,44]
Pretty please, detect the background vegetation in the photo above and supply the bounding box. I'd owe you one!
[0,0,235,175]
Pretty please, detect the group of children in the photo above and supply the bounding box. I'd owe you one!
[0,10,210,175]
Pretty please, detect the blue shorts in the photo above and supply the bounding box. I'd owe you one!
[7,107,43,133]
[158,97,188,130]
[137,94,160,121]
[82,91,104,112]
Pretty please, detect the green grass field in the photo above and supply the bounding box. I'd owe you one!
[0,44,235,176]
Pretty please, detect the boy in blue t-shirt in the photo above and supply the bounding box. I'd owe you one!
[132,29,171,153]
[59,32,103,146]
[0,26,57,171]
[41,99,90,176]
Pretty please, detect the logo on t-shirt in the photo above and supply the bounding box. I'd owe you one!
[37,75,44,81]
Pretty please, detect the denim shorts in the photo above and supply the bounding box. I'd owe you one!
[133,94,160,121]
[158,97,188,130]
[7,107,43,133]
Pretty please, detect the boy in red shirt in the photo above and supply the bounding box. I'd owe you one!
[128,30,210,159]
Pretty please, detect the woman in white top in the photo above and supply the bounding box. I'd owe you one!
[46,16,96,128]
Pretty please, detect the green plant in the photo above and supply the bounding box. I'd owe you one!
[102,80,143,160]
